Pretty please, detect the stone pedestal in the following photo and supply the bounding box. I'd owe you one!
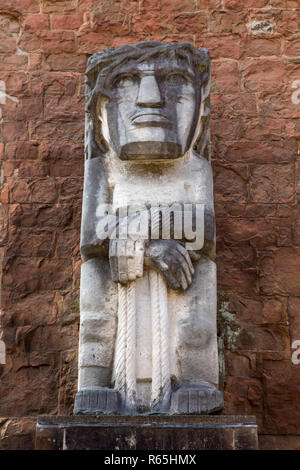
[35,415,258,450]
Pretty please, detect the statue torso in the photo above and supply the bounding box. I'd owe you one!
[105,150,213,210]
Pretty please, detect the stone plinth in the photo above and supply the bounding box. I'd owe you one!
[35,415,258,450]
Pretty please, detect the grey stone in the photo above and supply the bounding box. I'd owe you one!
[74,387,122,415]
[170,383,224,415]
[76,41,222,415]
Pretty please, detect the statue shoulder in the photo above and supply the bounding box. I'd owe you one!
[189,151,213,179]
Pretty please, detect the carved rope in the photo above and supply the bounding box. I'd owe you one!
[149,270,171,410]
[150,208,171,410]
[114,208,171,412]
[114,282,137,410]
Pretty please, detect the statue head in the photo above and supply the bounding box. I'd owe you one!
[85,42,210,162]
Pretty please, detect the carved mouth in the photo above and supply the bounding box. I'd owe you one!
[131,112,170,126]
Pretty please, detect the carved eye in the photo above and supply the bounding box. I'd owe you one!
[113,74,138,88]
[165,73,188,86]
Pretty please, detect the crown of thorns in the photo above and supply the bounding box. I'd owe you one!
[85,41,210,112]
[85,42,211,160]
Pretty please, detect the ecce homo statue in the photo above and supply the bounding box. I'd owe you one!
[74,41,224,415]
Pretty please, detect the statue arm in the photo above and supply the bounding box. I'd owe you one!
[80,156,111,261]
[80,158,149,281]
[187,205,216,262]
[185,156,216,262]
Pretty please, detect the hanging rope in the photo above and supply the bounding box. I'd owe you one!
[149,269,161,408]
[114,208,171,412]
[158,271,171,407]
[149,269,171,410]
[125,281,137,408]
[114,283,127,395]
[114,281,137,411]
[150,208,171,410]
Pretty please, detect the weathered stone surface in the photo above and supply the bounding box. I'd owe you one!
[244,38,281,57]
[211,60,239,94]
[52,14,83,30]
[224,0,268,7]
[242,60,287,93]
[262,360,300,434]
[2,257,73,294]
[45,53,87,72]
[215,139,298,164]
[259,248,300,296]
[19,31,76,53]
[197,36,242,60]
[0,417,36,450]
[259,435,300,451]
[0,352,60,416]
[0,292,57,327]
[249,164,295,203]
[57,349,78,415]
[210,11,247,34]
[9,203,73,227]
[22,14,49,31]
[211,93,257,119]
[214,165,248,203]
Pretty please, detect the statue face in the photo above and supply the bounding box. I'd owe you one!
[100,56,197,161]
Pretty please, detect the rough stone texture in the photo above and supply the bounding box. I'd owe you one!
[35,414,258,450]
[0,0,299,450]
[74,388,122,415]
[170,384,224,414]
[0,417,36,450]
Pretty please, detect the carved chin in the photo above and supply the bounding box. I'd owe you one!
[119,141,183,161]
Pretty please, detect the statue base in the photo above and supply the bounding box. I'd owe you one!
[73,385,224,415]
[35,415,258,450]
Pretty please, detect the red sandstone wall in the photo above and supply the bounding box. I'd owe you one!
[0,0,299,450]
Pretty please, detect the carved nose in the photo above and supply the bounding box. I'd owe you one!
[136,75,162,107]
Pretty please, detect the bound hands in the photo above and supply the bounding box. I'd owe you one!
[109,238,200,290]
[145,239,200,290]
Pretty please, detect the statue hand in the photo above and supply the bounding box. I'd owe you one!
[144,240,195,290]
[109,239,144,284]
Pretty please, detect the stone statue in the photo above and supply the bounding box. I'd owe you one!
[74,42,223,415]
